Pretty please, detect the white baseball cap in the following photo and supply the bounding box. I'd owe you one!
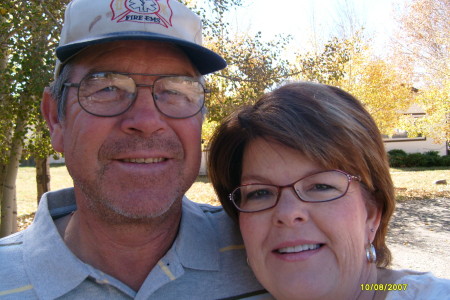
[55,0,226,76]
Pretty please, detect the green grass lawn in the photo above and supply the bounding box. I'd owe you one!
[390,167,450,201]
[14,165,450,217]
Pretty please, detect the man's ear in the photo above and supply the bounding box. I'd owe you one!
[41,87,64,153]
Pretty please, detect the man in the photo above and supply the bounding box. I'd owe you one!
[0,0,267,298]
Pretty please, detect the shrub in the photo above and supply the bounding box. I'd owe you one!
[388,149,408,156]
[388,149,408,168]
[441,155,450,167]
[387,149,449,167]
[423,151,441,167]
[403,153,426,167]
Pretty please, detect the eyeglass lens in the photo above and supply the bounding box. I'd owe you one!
[231,170,353,212]
[77,72,205,118]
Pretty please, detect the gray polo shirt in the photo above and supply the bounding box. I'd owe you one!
[0,188,270,299]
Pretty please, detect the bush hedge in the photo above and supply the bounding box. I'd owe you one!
[387,149,450,168]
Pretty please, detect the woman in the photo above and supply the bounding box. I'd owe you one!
[208,82,450,299]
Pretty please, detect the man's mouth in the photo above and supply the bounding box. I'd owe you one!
[276,244,323,254]
[121,158,167,164]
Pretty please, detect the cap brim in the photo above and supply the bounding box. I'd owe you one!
[56,31,226,75]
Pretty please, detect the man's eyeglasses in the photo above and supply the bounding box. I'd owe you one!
[229,170,361,213]
[64,72,208,119]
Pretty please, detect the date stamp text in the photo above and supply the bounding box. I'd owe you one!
[361,283,408,291]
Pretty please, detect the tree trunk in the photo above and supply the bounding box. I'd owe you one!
[0,12,12,232]
[0,120,25,237]
[0,127,13,232]
[35,157,50,204]
[0,164,6,204]
[0,164,7,230]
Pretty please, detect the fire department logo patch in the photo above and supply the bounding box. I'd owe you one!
[110,0,173,27]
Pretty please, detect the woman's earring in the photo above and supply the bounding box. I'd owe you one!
[366,242,377,263]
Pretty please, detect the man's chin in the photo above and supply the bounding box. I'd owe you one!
[89,198,182,225]
[79,186,184,225]
[113,199,181,221]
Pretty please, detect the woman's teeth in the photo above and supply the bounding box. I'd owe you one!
[277,244,321,254]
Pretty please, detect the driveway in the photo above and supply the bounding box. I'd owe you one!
[387,197,450,279]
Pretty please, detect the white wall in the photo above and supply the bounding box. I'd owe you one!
[199,151,208,175]
[384,138,447,156]
[49,155,65,164]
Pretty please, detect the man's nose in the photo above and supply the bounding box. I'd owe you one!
[119,87,168,136]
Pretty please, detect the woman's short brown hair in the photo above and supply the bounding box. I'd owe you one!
[207,82,395,267]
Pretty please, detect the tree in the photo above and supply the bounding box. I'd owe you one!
[392,0,449,143]
[183,0,293,141]
[0,0,65,237]
[394,0,449,83]
[398,76,450,144]
[339,51,416,136]
[292,33,416,137]
[205,32,292,122]
[293,36,358,86]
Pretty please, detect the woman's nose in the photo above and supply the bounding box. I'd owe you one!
[272,187,309,227]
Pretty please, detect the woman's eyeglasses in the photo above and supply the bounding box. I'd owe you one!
[229,169,361,213]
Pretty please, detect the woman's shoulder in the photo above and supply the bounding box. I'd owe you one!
[379,268,450,300]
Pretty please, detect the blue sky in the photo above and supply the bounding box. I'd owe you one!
[225,0,404,55]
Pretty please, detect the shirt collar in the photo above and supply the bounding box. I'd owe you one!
[173,197,220,271]
[23,188,92,299]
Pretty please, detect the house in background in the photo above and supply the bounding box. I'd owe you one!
[383,104,448,156]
